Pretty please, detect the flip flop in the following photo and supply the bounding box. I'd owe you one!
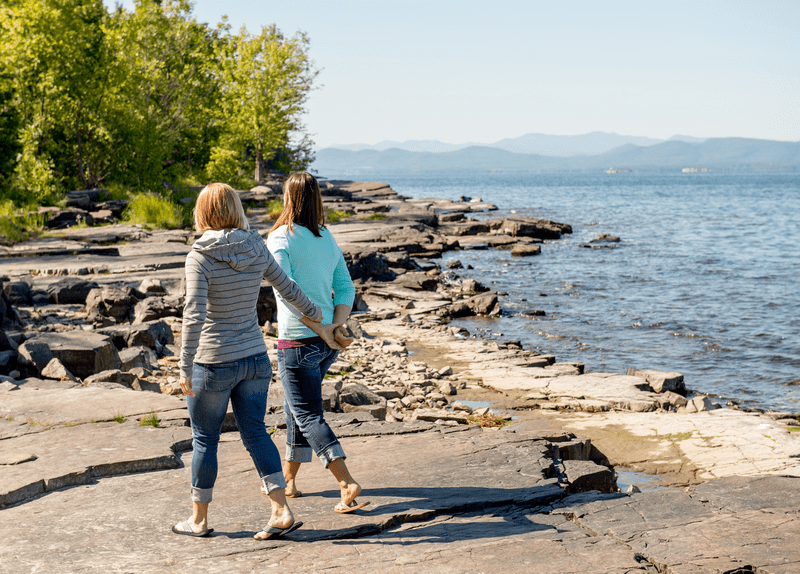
[172,521,213,537]
[334,499,370,514]
[255,521,303,540]
[261,485,303,498]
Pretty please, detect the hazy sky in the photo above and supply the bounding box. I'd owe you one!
[111,0,800,147]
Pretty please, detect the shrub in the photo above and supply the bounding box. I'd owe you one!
[266,197,284,220]
[326,209,350,223]
[364,213,386,221]
[122,194,187,229]
[140,412,160,428]
[0,199,46,245]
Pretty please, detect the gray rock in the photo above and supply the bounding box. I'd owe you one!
[460,278,489,294]
[40,358,80,383]
[100,320,174,353]
[321,383,341,412]
[339,383,387,419]
[17,341,53,376]
[84,369,137,388]
[563,459,617,494]
[659,390,688,409]
[628,369,685,394]
[132,295,183,324]
[490,217,571,239]
[683,395,718,413]
[45,209,94,229]
[439,382,456,395]
[590,233,621,243]
[118,346,155,371]
[345,252,396,281]
[138,278,166,294]
[46,278,99,305]
[24,331,120,380]
[511,244,542,257]
[86,286,143,323]
[0,349,17,371]
[0,288,21,329]
[4,281,32,306]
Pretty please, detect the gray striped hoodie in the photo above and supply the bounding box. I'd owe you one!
[179,229,321,379]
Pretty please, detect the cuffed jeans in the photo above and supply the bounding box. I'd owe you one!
[187,352,285,503]
[278,342,346,467]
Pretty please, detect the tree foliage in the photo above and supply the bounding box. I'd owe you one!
[0,0,318,206]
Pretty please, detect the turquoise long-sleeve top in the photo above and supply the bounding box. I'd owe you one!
[266,223,356,340]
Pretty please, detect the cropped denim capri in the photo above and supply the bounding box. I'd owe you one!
[187,352,286,503]
[278,341,346,466]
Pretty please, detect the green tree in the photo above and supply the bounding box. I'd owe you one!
[216,25,318,181]
[1,0,115,194]
[106,0,222,189]
[0,71,22,187]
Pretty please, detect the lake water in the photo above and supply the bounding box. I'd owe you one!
[335,171,800,413]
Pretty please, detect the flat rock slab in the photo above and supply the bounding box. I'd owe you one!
[558,409,800,481]
[0,426,564,573]
[1,384,186,429]
[1,425,797,573]
[0,420,191,507]
[552,475,800,574]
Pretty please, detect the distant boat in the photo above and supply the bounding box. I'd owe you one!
[681,167,711,173]
[605,167,630,174]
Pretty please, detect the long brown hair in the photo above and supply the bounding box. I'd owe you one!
[270,171,325,237]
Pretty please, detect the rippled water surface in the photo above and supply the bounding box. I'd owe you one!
[352,171,800,412]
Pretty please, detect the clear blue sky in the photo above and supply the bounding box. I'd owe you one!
[110,0,800,147]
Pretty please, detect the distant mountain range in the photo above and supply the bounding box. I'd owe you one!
[313,133,800,175]
[324,132,707,157]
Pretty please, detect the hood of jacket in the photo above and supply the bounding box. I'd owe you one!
[192,228,266,271]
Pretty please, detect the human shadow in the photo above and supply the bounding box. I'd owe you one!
[312,483,567,517]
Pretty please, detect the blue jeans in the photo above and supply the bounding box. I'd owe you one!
[187,352,285,503]
[278,342,346,466]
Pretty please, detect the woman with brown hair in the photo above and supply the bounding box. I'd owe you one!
[174,182,338,539]
[267,171,369,513]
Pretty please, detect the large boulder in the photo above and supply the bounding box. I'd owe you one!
[338,383,387,420]
[99,320,174,354]
[17,340,53,376]
[4,281,33,306]
[133,295,183,324]
[563,460,617,494]
[45,209,94,229]
[40,358,80,383]
[23,332,121,380]
[0,284,21,329]
[510,244,542,257]
[628,369,685,394]
[344,252,396,281]
[47,278,99,305]
[118,346,155,371]
[485,217,572,239]
[86,286,143,324]
[83,369,137,389]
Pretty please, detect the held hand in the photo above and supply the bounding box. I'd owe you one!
[334,325,354,349]
[179,376,194,397]
[316,323,345,351]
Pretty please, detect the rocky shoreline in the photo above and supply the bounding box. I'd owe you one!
[1,179,799,573]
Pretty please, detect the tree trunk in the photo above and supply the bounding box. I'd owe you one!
[255,141,263,183]
[75,101,89,189]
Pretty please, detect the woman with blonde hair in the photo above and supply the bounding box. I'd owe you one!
[267,171,369,513]
[174,182,338,539]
